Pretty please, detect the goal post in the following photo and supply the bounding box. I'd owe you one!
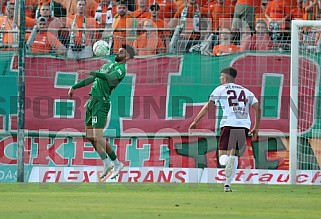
[290,20,321,184]
[17,0,27,183]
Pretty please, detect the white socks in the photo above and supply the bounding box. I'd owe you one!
[225,155,238,186]
[103,158,111,166]
[103,158,119,166]
[113,158,119,165]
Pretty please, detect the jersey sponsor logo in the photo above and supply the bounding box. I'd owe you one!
[28,167,200,183]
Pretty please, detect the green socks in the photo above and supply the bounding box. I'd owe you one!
[107,151,117,161]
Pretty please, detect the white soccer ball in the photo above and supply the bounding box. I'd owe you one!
[219,155,229,166]
[93,40,110,56]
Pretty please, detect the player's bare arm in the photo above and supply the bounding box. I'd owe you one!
[78,70,92,75]
[250,102,261,141]
[189,101,215,130]
[68,87,74,98]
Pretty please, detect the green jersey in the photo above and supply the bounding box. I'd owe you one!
[72,62,126,100]
[89,62,126,99]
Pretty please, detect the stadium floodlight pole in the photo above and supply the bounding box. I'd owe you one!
[17,0,26,182]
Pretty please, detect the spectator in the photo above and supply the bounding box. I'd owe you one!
[26,0,38,18]
[112,1,138,53]
[133,19,165,55]
[1,2,36,45]
[255,0,268,22]
[132,0,151,19]
[174,0,183,7]
[285,0,297,14]
[301,0,319,50]
[0,2,16,48]
[148,0,178,19]
[199,0,214,7]
[149,3,170,51]
[66,0,99,59]
[169,0,209,52]
[176,0,209,7]
[26,16,67,54]
[0,0,6,15]
[121,0,135,11]
[231,0,260,32]
[264,0,291,29]
[36,0,66,18]
[94,0,117,27]
[212,28,239,56]
[208,0,237,11]
[54,0,98,18]
[210,0,235,32]
[290,0,304,20]
[303,0,319,20]
[240,19,273,51]
[38,3,65,33]
[38,3,56,22]
[94,0,118,42]
[203,0,216,10]
[38,3,70,47]
[36,0,54,18]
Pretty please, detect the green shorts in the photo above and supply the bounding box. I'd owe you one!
[85,96,110,128]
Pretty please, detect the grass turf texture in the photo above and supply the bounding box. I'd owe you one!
[0,183,320,219]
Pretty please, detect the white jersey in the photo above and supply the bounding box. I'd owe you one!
[209,83,258,129]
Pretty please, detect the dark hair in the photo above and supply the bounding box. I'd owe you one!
[150,3,160,11]
[37,16,48,23]
[40,4,51,8]
[221,67,237,78]
[117,0,128,7]
[122,44,135,59]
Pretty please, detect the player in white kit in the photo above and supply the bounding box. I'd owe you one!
[189,67,261,192]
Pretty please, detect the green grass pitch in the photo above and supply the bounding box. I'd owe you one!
[0,183,320,219]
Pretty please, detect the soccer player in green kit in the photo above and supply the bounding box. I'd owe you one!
[68,44,135,179]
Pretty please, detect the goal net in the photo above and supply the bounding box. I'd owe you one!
[290,20,321,184]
